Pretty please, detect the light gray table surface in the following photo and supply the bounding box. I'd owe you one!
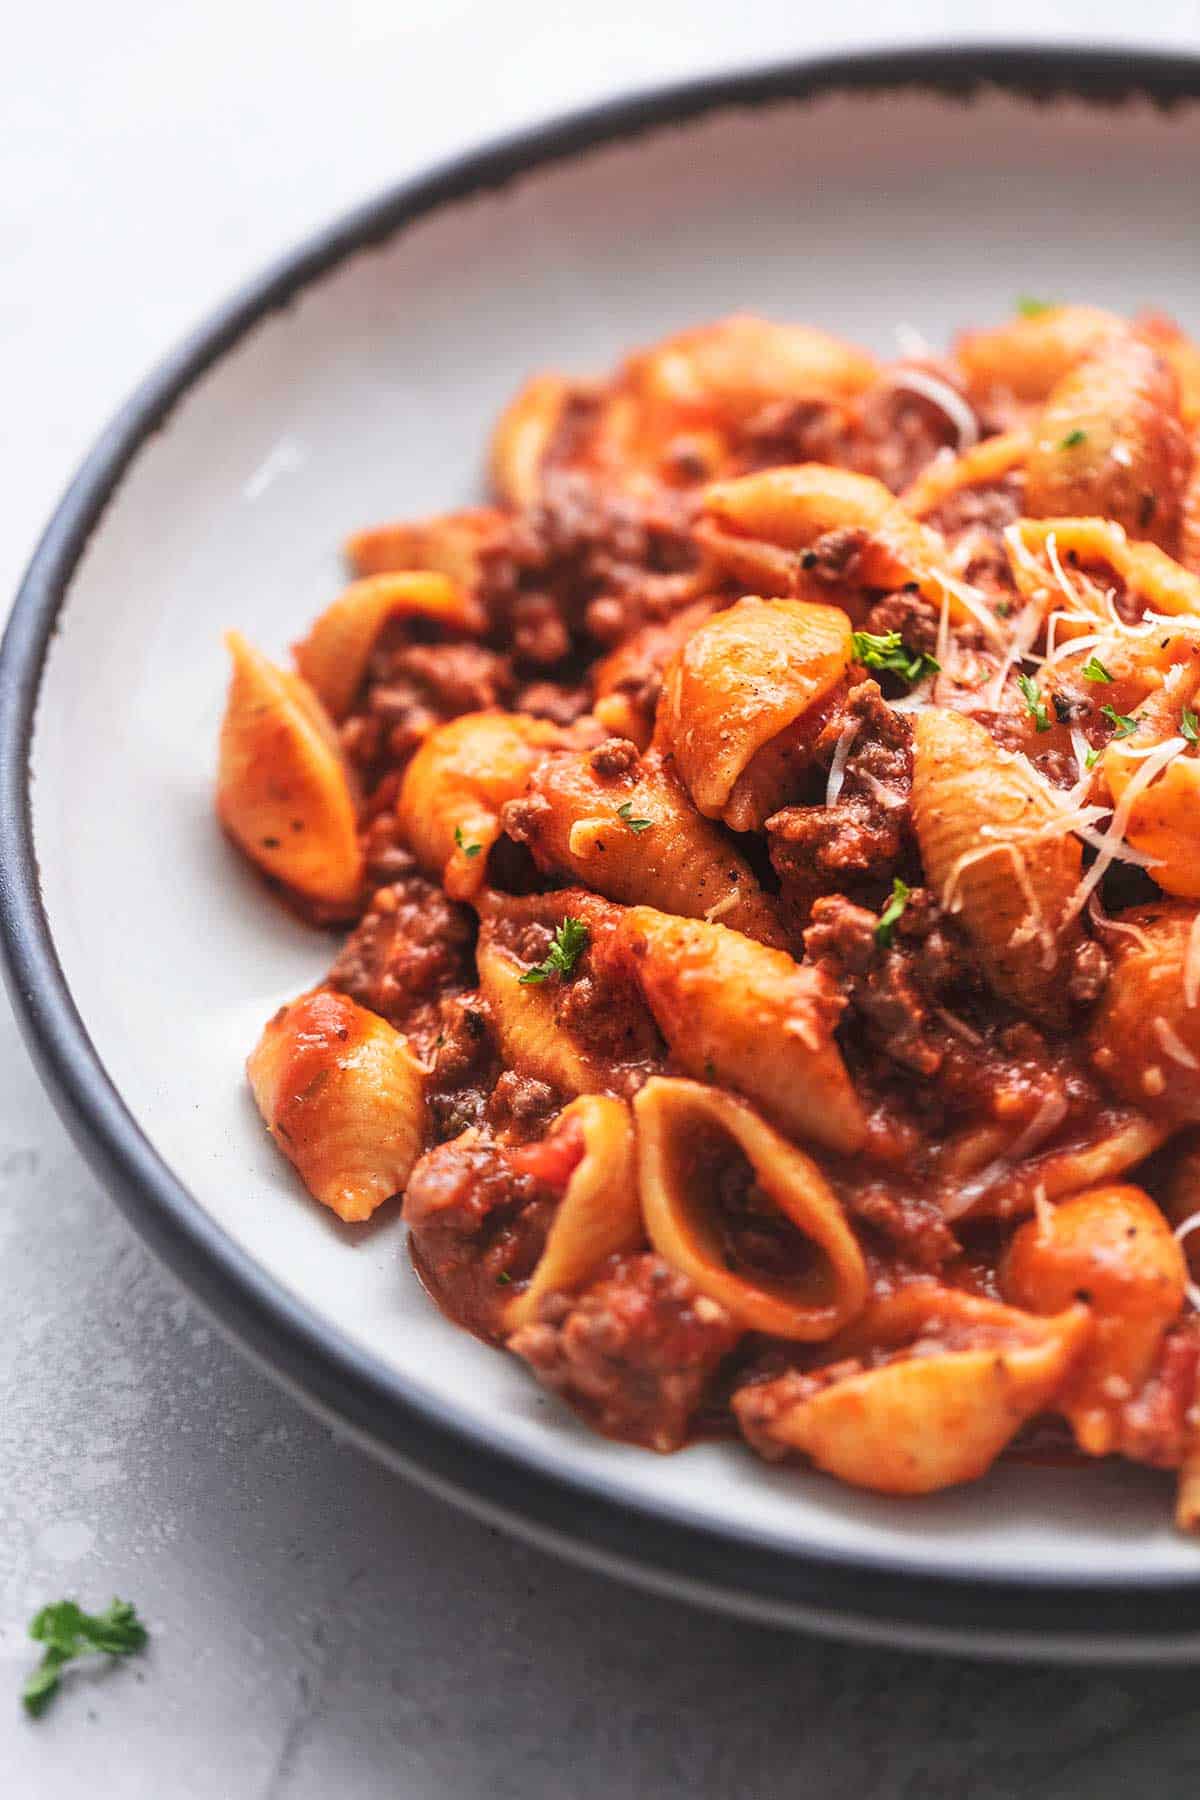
[8,6,1200,1794]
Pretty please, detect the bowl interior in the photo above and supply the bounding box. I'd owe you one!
[31,85,1200,1588]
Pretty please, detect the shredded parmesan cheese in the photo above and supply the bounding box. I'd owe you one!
[1173,1209,1200,1313]
[858,770,907,810]
[882,368,980,450]
[1061,735,1188,928]
[1153,1016,1199,1071]
[888,676,937,715]
[934,1005,984,1046]
[1087,892,1153,954]
[824,718,861,806]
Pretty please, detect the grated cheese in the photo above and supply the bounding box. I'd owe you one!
[1087,892,1153,954]
[1005,1092,1070,1162]
[934,1005,984,1046]
[824,718,861,806]
[1173,1209,1200,1313]
[1153,1015,1199,1071]
[1061,735,1188,928]
[858,770,907,810]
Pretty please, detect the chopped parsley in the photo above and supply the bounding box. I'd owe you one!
[519,917,589,986]
[616,800,653,834]
[1081,655,1113,684]
[1183,706,1200,747]
[850,629,940,688]
[1059,428,1088,450]
[22,1598,148,1718]
[495,1271,513,1287]
[454,825,483,858]
[1100,703,1138,740]
[875,877,911,949]
[1017,672,1051,733]
[1085,746,1102,770]
[1016,296,1056,318]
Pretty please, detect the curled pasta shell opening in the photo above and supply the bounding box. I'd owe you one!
[217,631,363,908]
[293,572,483,721]
[503,1096,643,1332]
[633,1077,867,1340]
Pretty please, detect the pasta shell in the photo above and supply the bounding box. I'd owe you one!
[954,304,1120,404]
[634,1078,867,1340]
[217,631,362,908]
[293,572,484,721]
[734,1287,1091,1494]
[1100,676,1200,899]
[1003,1186,1186,1456]
[344,505,505,584]
[513,746,787,948]
[592,599,719,750]
[488,373,574,505]
[1088,902,1200,1123]
[900,429,1031,518]
[247,989,426,1222]
[398,710,567,902]
[622,906,866,1154]
[1026,330,1188,546]
[658,596,853,822]
[700,465,978,627]
[1008,516,1200,621]
[911,707,1083,1026]
[1181,430,1200,576]
[503,1096,643,1332]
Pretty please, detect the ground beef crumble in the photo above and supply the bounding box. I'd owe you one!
[327,872,475,1044]
[508,1253,741,1450]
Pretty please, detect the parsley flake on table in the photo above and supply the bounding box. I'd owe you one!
[875,877,911,949]
[1081,655,1113,683]
[850,629,940,688]
[22,1598,148,1718]
[1100,703,1138,740]
[453,824,482,858]
[1017,672,1051,732]
[616,800,653,834]
[518,917,589,986]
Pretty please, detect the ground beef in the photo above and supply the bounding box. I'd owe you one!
[479,470,700,668]
[341,640,514,778]
[1066,937,1111,1010]
[924,474,1024,543]
[508,1253,741,1451]
[804,892,962,1078]
[512,677,593,724]
[844,1184,960,1269]
[767,680,913,923]
[486,1070,561,1138]
[327,872,475,1043]
[861,589,942,657]
[590,736,641,777]
[738,365,970,494]
[404,1124,583,1340]
[424,992,498,1142]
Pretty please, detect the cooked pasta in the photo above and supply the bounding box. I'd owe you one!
[221,303,1200,1527]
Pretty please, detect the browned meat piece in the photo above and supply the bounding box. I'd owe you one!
[404,1118,585,1340]
[479,470,700,666]
[1115,1326,1200,1469]
[768,680,913,921]
[342,640,515,774]
[509,1253,741,1451]
[861,589,941,656]
[590,736,641,777]
[328,872,475,1043]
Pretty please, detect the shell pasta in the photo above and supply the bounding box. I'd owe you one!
[222,304,1200,1529]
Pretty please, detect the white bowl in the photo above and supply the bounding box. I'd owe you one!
[7,46,1200,1660]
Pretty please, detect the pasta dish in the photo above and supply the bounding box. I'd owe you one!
[218,305,1200,1525]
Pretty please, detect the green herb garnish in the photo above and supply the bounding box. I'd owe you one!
[519,917,589,986]
[496,1271,513,1287]
[454,825,482,858]
[1016,296,1055,317]
[1085,746,1102,770]
[616,800,653,834]
[1017,672,1051,732]
[875,877,911,949]
[1059,428,1088,450]
[850,630,940,688]
[1182,706,1200,747]
[22,1599,148,1718]
[1101,704,1138,740]
[1081,655,1113,684]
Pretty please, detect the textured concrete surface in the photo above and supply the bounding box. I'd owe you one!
[7,4,1200,1794]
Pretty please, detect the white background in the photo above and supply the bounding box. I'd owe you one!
[7,5,1200,1795]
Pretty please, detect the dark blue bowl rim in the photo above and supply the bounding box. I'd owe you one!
[6,43,1200,1651]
